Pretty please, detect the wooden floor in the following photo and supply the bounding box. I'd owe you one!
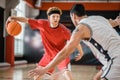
[0,63,99,80]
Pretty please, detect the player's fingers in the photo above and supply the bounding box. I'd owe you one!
[34,75,40,80]
[28,70,37,78]
[28,73,35,78]
[75,56,80,61]
[75,54,82,61]
[36,75,40,79]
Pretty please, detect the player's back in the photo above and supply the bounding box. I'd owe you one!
[80,16,120,58]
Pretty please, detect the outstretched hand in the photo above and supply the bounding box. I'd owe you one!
[28,67,48,79]
[75,53,83,61]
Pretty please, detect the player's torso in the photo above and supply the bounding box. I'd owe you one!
[80,16,120,57]
[39,22,70,56]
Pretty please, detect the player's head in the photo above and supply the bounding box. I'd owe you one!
[47,7,62,28]
[70,4,86,26]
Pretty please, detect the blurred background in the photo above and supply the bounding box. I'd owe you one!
[0,0,120,66]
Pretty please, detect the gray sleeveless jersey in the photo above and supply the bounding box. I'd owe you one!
[79,16,120,59]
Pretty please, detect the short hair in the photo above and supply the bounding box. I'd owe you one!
[70,4,86,17]
[47,7,62,16]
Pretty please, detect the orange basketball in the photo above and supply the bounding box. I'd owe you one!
[6,21,22,36]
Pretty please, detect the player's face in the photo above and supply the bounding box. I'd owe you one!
[48,14,60,28]
[70,13,78,27]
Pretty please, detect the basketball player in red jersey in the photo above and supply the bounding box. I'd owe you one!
[6,7,84,80]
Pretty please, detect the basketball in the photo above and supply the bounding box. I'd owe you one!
[6,21,22,36]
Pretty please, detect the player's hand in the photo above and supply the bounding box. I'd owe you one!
[6,17,11,23]
[6,16,14,27]
[114,16,120,25]
[75,53,83,61]
[93,70,102,80]
[7,16,15,22]
[28,67,47,79]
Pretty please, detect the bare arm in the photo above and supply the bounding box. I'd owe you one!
[5,16,29,30]
[109,16,120,27]
[75,44,84,61]
[7,16,29,23]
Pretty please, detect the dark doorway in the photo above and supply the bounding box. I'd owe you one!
[0,7,5,62]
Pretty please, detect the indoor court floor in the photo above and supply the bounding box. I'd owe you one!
[0,63,99,80]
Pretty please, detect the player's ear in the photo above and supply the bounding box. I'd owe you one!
[71,13,76,20]
[74,13,78,20]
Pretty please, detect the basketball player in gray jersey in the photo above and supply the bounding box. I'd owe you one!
[28,4,120,80]
[82,16,120,80]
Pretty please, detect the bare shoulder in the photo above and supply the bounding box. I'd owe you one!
[73,24,91,40]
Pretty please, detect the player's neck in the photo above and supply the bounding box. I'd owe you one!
[82,15,87,19]
[77,15,87,22]
[50,23,59,28]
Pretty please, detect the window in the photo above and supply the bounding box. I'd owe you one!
[14,0,26,57]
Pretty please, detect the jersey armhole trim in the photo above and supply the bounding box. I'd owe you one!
[80,22,93,41]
